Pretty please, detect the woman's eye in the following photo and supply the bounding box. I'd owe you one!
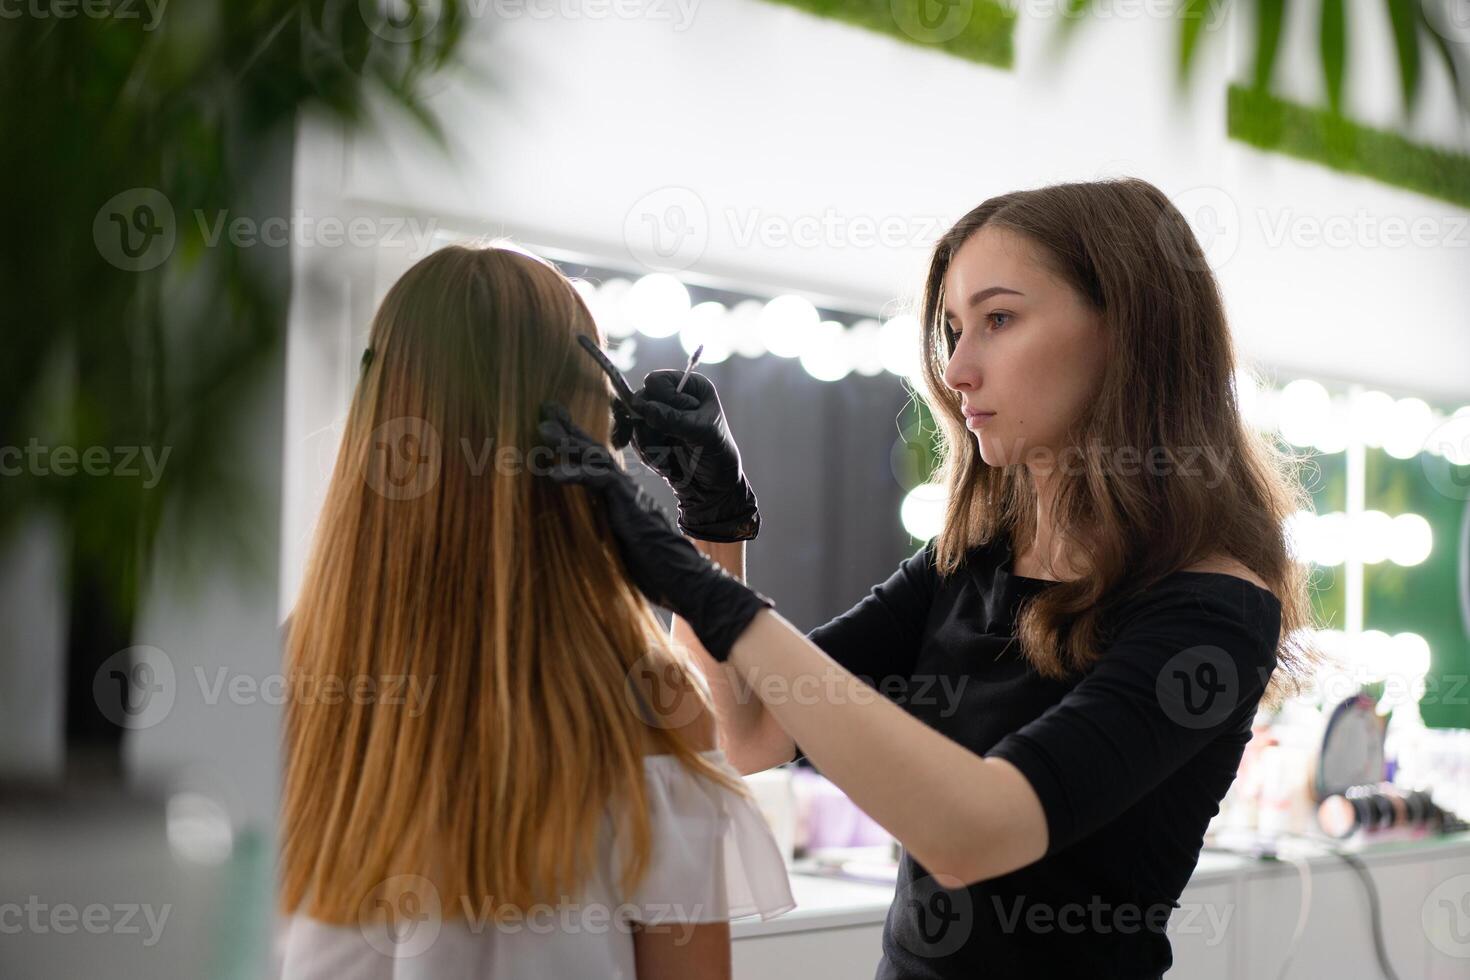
[946,313,1009,347]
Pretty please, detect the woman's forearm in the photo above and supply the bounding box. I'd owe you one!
[724,608,1047,885]
[672,539,791,773]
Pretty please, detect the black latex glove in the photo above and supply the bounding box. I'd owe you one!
[538,401,773,662]
[611,370,760,543]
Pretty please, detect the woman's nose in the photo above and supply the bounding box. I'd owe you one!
[944,345,978,392]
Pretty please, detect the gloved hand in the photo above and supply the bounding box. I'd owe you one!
[538,401,773,662]
[611,370,760,543]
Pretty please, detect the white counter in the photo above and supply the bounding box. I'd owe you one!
[731,832,1470,978]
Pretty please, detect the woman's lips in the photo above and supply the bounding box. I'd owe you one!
[965,412,996,429]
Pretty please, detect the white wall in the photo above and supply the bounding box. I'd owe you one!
[283,0,1470,610]
[0,517,66,777]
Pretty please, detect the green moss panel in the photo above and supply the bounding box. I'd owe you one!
[760,0,1016,69]
[1228,84,1470,209]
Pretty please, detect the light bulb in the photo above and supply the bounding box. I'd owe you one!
[799,320,853,382]
[1388,513,1432,566]
[680,301,733,365]
[758,295,819,359]
[900,482,947,540]
[879,314,920,379]
[625,273,690,339]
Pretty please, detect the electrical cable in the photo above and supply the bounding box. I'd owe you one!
[1202,832,1400,980]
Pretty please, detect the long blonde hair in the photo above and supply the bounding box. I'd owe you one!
[916,178,1322,711]
[280,243,745,925]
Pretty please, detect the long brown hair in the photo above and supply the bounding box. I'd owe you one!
[280,242,745,926]
[916,178,1320,710]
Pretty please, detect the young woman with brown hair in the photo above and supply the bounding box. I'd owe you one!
[551,177,1324,978]
[275,243,794,979]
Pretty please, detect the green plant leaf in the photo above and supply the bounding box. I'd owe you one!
[1252,0,1286,91]
[1056,0,1097,39]
[1385,0,1421,114]
[1320,0,1346,114]
[1177,0,1214,82]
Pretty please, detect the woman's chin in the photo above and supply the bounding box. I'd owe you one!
[974,431,1028,469]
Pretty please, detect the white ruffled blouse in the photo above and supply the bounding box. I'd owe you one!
[275,749,797,979]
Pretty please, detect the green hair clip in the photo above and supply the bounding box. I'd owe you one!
[360,346,374,373]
